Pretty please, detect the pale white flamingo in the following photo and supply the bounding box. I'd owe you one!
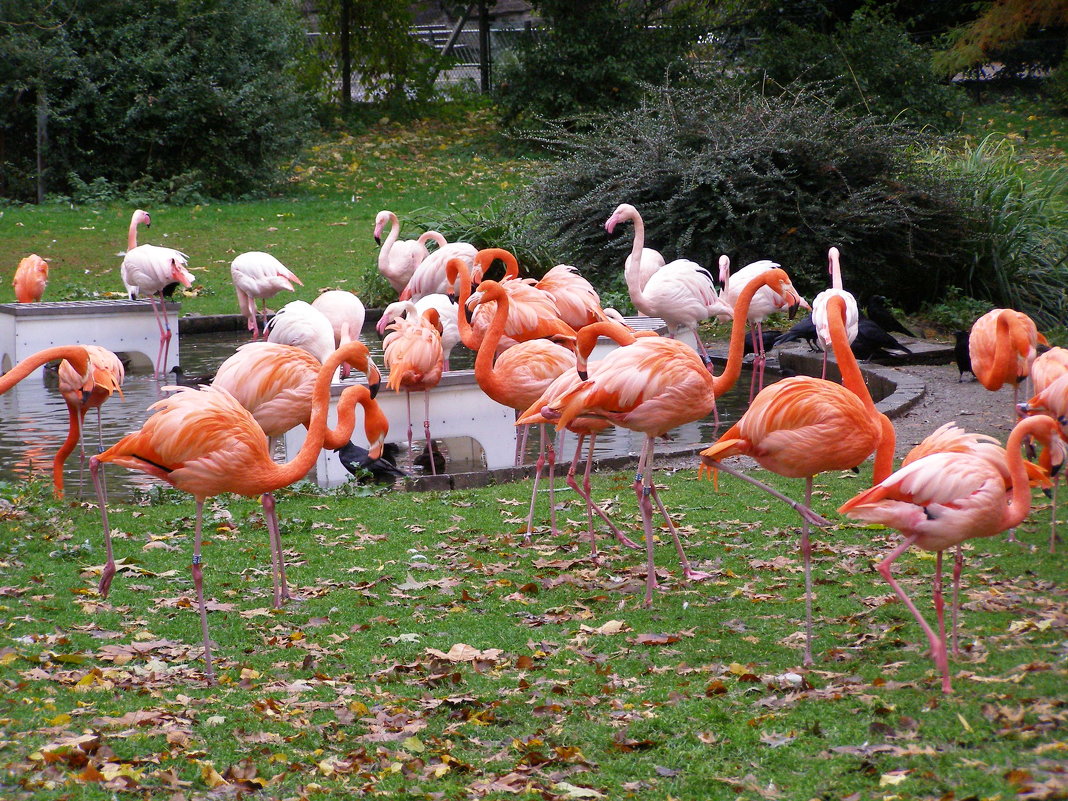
[374,210,447,295]
[231,251,304,339]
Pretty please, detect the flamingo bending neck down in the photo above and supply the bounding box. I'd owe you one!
[231,251,304,340]
[14,254,49,303]
[89,341,378,683]
[519,268,805,606]
[969,307,1042,422]
[838,414,1064,694]
[699,293,896,664]
[121,209,194,378]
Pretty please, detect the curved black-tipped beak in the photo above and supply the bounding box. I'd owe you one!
[787,299,801,320]
[368,379,381,399]
[578,369,588,381]
[374,235,381,246]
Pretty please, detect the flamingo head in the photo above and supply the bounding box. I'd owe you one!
[422,307,443,335]
[604,203,635,235]
[444,256,470,289]
[363,357,382,399]
[170,259,194,288]
[765,269,807,319]
[717,254,730,288]
[373,210,389,245]
[828,246,841,282]
[133,209,151,228]
[474,248,518,283]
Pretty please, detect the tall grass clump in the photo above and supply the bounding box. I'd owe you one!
[505,82,972,309]
[946,136,1068,330]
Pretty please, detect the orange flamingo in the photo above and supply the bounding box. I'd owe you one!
[534,263,619,331]
[699,294,895,664]
[838,414,1064,693]
[383,307,445,475]
[968,308,1042,420]
[53,346,125,499]
[373,210,447,295]
[88,342,378,683]
[519,268,806,606]
[811,246,859,379]
[604,203,665,298]
[231,251,304,340]
[1019,359,1068,552]
[121,209,194,378]
[468,279,578,539]
[13,254,49,303]
[900,421,1057,651]
[377,296,460,370]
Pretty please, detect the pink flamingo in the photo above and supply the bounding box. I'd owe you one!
[969,308,1042,421]
[398,240,477,302]
[535,263,619,331]
[121,209,194,378]
[377,295,460,371]
[312,290,367,378]
[231,251,304,339]
[374,210,447,295]
[520,268,806,606]
[811,246,859,379]
[838,414,1064,693]
[1019,361,1068,552]
[89,342,381,683]
[13,254,49,303]
[266,300,335,364]
[604,203,665,299]
[383,308,445,474]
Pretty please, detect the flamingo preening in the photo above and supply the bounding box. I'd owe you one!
[231,251,304,339]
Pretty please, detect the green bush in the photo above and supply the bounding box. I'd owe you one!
[0,0,313,202]
[494,0,708,127]
[749,8,967,132]
[1046,46,1068,113]
[505,82,972,311]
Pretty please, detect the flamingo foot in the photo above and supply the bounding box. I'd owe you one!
[98,560,116,597]
[683,567,714,583]
[613,531,642,550]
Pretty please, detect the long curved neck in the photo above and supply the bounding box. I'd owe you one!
[826,295,875,414]
[127,215,141,251]
[711,273,784,396]
[829,249,843,290]
[475,248,519,282]
[323,385,375,450]
[472,285,510,401]
[271,343,366,484]
[450,260,480,350]
[576,320,639,375]
[1,346,90,394]
[52,403,84,497]
[995,310,1031,380]
[1004,417,1054,528]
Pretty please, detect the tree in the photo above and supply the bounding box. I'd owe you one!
[934,0,1068,76]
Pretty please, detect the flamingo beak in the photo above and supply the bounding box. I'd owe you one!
[367,433,385,461]
[365,359,382,399]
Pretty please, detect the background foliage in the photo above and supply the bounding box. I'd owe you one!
[0,0,313,203]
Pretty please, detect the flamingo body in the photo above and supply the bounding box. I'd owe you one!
[231,252,303,339]
[266,300,336,364]
[14,254,48,303]
[374,210,446,295]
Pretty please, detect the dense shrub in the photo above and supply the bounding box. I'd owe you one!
[494,0,708,127]
[749,8,967,132]
[503,82,972,312]
[0,0,313,202]
[1047,46,1068,113]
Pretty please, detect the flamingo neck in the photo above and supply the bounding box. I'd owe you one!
[710,273,785,396]
[52,403,84,497]
[576,321,639,375]
[1004,417,1053,528]
[322,385,374,450]
[829,249,843,290]
[383,213,400,248]
[0,347,90,395]
[472,285,510,401]
[826,295,876,414]
[127,216,141,251]
[451,261,480,350]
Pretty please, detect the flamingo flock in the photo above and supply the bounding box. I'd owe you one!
[3,203,1063,696]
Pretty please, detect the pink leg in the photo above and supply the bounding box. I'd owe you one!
[951,545,963,657]
[547,429,559,536]
[191,500,216,684]
[261,492,290,607]
[800,477,815,666]
[876,535,952,694]
[648,477,712,583]
[147,293,172,379]
[705,459,831,528]
[566,434,639,552]
[525,425,548,542]
[1050,477,1060,554]
[405,392,415,471]
[635,436,659,608]
[517,424,531,466]
[89,456,117,597]
[934,551,947,660]
[423,391,436,476]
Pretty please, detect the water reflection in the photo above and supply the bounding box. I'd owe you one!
[0,330,753,500]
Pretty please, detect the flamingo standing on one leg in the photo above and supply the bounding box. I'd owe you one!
[121,209,194,378]
[969,308,1042,422]
[13,254,49,303]
[377,295,460,371]
[374,210,447,295]
[604,203,666,300]
[89,342,377,683]
[811,246,859,379]
[383,308,445,475]
[211,341,384,605]
[312,290,367,378]
[698,294,896,665]
[720,257,810,400]
[53,346,125,499]
[519,268,806,607]
[838,415,1064,693]
[231,251,304,340]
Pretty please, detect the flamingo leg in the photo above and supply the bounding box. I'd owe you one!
[566,433,596,557]
[423,390,435,475]
[191,499,216,684]
[951,544,963,657]
[1050,476,1060,554]
[648,473,711,583]
[261,492,289,607]
[89,456,117,598]
[876,535,952,694]
[567,434,639,553]
[146,293,172,379]
[705,459,832,528]
[525,425,548,542]
[934,551,947,662]
[405,391,415,471]
[547,429,559,536]
[801,477,815,666]
[635,436,659,608]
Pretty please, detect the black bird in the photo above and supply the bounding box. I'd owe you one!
[953,330,974,382]
[852,318,912,361]
[773,315,820,351]
[169,365,216,386]
[865,295,916,338]
[414,441,447,474]
[336,441,406,484]
[744,329,783,357]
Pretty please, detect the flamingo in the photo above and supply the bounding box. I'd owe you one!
[398,240,478,302]
[811,246,859,379]
[838,414,1064,693]
[721,257,810,399]
[88,342,378,683]
[13,254,49,303]
[373,210,447,295]
[901,422,1058,651]
[968,308,1042,420]
[1019,364,1068,552]
[467,279,578,539]
[604,203,666,298]
[376,295,460,370]
[211,341,384,605]
[699,294,896,664]
[53,346,125,499]
[519,268,806,607]
[312,290,367,378]
[383,308,445,475]
[121,209,194,378]
[266,300,335,364]
[535,263,619,331]
[230,251,304,339]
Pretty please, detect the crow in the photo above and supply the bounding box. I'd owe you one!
[866,295,916,338]
[169,365,216,386]
[336,441,406,484]
[773,315,820,351]
[744,329,783,356]
[954,330,974,382]
[852,318,912,361]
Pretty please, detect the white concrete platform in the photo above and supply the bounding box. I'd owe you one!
[0,300,180,376]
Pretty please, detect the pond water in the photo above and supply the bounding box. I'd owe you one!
[0,329,754,501]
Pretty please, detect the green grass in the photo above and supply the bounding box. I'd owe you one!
[0,460,1064,799]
